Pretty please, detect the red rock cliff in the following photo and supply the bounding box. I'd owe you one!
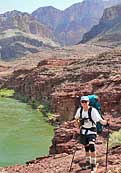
[3,48,121,121]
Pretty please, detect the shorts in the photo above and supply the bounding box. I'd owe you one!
[79,134,96,145]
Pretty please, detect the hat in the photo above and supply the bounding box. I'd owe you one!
[80,96,89,101]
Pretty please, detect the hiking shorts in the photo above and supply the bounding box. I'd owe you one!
[79,134,96,145]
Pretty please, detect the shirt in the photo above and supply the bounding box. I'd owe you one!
[75,107,103,135]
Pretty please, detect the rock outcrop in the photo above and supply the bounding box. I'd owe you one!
[81,4,121,47]
[3,47,121,121]
[0,10,54,38]
[0,29,58,60]
[0,11,58,59]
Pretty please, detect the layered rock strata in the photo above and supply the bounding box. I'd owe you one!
[3,48,121,121]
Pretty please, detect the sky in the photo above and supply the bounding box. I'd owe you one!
[0,0,84,14]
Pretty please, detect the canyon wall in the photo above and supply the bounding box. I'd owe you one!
[3,48,121,121]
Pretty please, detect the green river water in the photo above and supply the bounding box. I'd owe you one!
[0,97,54,167]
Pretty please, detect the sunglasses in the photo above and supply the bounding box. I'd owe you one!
[81,100,88,103]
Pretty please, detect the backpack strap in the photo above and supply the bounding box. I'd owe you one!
[80,106,88,126]
[80,106,83,119]
[80,106,96,133]
[80,106,96,125]
[88,107,96,125]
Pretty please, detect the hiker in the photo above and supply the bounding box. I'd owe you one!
[75,95,109,173]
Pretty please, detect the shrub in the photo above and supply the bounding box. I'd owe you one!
[0,89,15,97]
[47,112,55,119]
[37,104,44,112]
[109,129,121,148]
[37,103,50,115]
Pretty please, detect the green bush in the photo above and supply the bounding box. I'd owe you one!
[47,112,54,119]
[109,129,121,148]
[108,167,121,173]
[37,104,44,111]
[37,103,50,115]
[0,89,15,97]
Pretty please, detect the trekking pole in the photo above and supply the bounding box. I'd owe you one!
[105,124,110,173]
[69,147,77,173]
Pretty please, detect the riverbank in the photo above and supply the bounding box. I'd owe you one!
[0,96,54,167]
[0,117,121,173]
[0,46,120,172]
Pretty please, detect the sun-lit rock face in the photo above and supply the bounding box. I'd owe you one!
[32,0,121,46]
[0,10,58,59]
[32,1,105,46]
[0,10,54,37]
[81,4,121,47]
[101,4,121,22]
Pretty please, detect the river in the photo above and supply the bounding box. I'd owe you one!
[0,97,54,167]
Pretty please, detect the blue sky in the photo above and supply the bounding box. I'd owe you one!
[0,0,83,14]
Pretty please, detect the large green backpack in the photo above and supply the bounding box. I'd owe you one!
[80,94,103,134]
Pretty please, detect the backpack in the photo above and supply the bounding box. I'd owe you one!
[80,94,103,134]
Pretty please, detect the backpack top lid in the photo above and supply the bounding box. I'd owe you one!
[88,94,102,114]
[88,94,98,105]
[88,94,98,100]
